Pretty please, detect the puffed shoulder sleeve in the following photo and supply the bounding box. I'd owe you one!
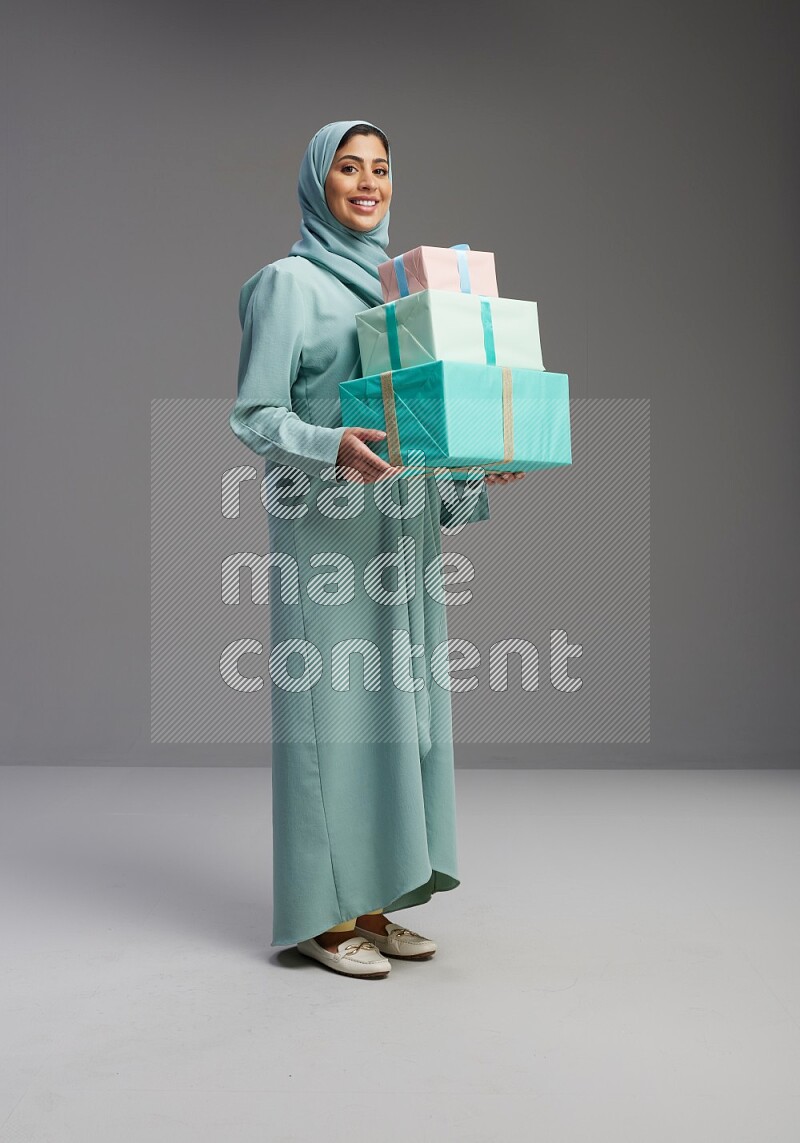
[438,475,491,528]
[229,264,347,479]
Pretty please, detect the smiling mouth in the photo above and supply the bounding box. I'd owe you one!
[349,198,379,208]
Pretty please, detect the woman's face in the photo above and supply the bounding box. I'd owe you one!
[324,133,391,232]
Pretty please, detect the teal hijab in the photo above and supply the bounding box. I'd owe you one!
[289,119,391,307]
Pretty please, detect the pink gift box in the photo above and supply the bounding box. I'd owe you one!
[378,245,499,302]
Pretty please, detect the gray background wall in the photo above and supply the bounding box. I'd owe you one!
[2,0,797,766]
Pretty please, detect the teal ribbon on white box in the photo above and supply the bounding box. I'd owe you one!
[479,297,497,364]
[384,292,497,370]
[355,288,544,375]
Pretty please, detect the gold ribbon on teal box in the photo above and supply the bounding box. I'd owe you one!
[379,365,515,474]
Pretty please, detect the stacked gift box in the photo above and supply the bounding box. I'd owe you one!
[339,243,572,480]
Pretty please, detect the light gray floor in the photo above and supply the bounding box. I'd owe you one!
[0,766,798,1142]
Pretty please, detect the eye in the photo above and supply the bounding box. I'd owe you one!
[339,164,389,177]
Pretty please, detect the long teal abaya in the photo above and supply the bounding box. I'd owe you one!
[229,120,490,947]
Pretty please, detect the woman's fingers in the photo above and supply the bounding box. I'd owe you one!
[337,442,404,483]
[336,428,396,483]
[337,430,528,486]
[357,442,403,482]
[337,427,529,485]
[485,471,526,484]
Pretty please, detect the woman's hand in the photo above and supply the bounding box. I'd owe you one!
[335,430,527,486]
[336,427,405,484]
[484,471,526,485]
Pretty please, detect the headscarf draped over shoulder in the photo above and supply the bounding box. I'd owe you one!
[288,119,391,307]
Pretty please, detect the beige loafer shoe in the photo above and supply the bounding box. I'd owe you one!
[353,922,437,960]
[296,934,392,978]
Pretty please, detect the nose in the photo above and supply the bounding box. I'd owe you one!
[358,172,377,190]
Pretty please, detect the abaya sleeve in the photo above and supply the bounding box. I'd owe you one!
[230,263,347,480]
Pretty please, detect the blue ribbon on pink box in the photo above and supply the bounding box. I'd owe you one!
[391,243,475,298]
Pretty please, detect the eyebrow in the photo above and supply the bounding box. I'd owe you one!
[336,154,389,164]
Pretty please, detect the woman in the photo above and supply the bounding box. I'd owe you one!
[230,119,524,979]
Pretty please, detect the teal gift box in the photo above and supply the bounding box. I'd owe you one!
[355,289,545,375]
[339,360,571,481]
